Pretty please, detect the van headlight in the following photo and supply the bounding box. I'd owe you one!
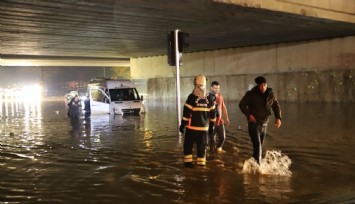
[113,108,123,115]
[140,105,146,114]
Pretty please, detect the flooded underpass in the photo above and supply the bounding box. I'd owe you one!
[1,98,355,203]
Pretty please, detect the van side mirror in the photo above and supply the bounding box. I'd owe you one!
[141,95,144,101]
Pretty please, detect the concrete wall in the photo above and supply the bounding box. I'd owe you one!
[219,0,355,24]
[131,36,355,103]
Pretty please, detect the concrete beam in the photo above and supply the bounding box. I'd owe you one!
[218,0,355,23]
[0,55,130,67]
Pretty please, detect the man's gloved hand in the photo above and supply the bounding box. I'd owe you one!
[179,125,185,134]
[208,123,214,135]
[179,120,187,134]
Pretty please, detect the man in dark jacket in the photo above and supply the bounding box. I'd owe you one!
[239,76,282,164]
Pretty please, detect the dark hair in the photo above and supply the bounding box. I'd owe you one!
[211,81,219,87]
[255,76,267,85]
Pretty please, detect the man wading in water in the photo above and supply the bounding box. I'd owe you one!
[179,75,216,167]
[239,76,282,164]
[209,81,230,155]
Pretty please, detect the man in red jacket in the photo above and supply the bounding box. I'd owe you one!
[209,81,230,155]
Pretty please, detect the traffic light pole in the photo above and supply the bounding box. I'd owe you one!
[175,29,182,135]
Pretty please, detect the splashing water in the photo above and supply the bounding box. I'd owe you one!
[242,150,292,176]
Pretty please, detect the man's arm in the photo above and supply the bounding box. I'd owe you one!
[179,95,193,133]
[239,91,257,123]
[272,96,282,128]
[239,92,251,118]
[271,97,282,120]
[221,97,230,125]
[209,99,216,135]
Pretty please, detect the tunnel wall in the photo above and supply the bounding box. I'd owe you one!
[224,0,355,24]
[131,36,355,103]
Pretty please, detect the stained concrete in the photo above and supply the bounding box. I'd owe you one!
[224,0,355,23]
[131,36,355,103]
[134,70,355,104]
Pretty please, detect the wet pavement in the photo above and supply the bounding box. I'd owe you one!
[0,98,355,203]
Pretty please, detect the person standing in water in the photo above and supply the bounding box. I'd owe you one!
[70,95,82,119]
[239,76,282,164]
[179,75,216,168]
[209,81,230,155]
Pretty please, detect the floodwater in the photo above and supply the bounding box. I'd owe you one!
[0,97,355,203]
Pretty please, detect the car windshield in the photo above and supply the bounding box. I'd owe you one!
[109,88,140,101]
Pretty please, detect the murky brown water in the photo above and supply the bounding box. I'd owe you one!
[1,98,355,203]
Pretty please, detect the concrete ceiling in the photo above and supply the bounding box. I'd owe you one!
[1,0,355,64]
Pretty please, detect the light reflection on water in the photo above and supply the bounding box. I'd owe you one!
[0,99,355,203]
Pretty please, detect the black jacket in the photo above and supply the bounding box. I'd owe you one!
[239,86,281,124]
[182,93,216,131]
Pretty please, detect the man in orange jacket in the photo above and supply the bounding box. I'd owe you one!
[209,81,230,155]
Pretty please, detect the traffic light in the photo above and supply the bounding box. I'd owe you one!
[167,31,176,66]
[167,30,189,66]
[178,32,189,52]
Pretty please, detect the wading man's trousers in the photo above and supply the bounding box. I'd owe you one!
[248,122,267,164]
[183,129,208,167]
[208,124,225,154]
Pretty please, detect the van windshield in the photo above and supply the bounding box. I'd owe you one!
[109,88,140,101]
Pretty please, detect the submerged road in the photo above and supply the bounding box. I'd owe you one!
[0,98,354,203]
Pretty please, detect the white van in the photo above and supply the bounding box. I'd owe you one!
[86,78,145,115]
